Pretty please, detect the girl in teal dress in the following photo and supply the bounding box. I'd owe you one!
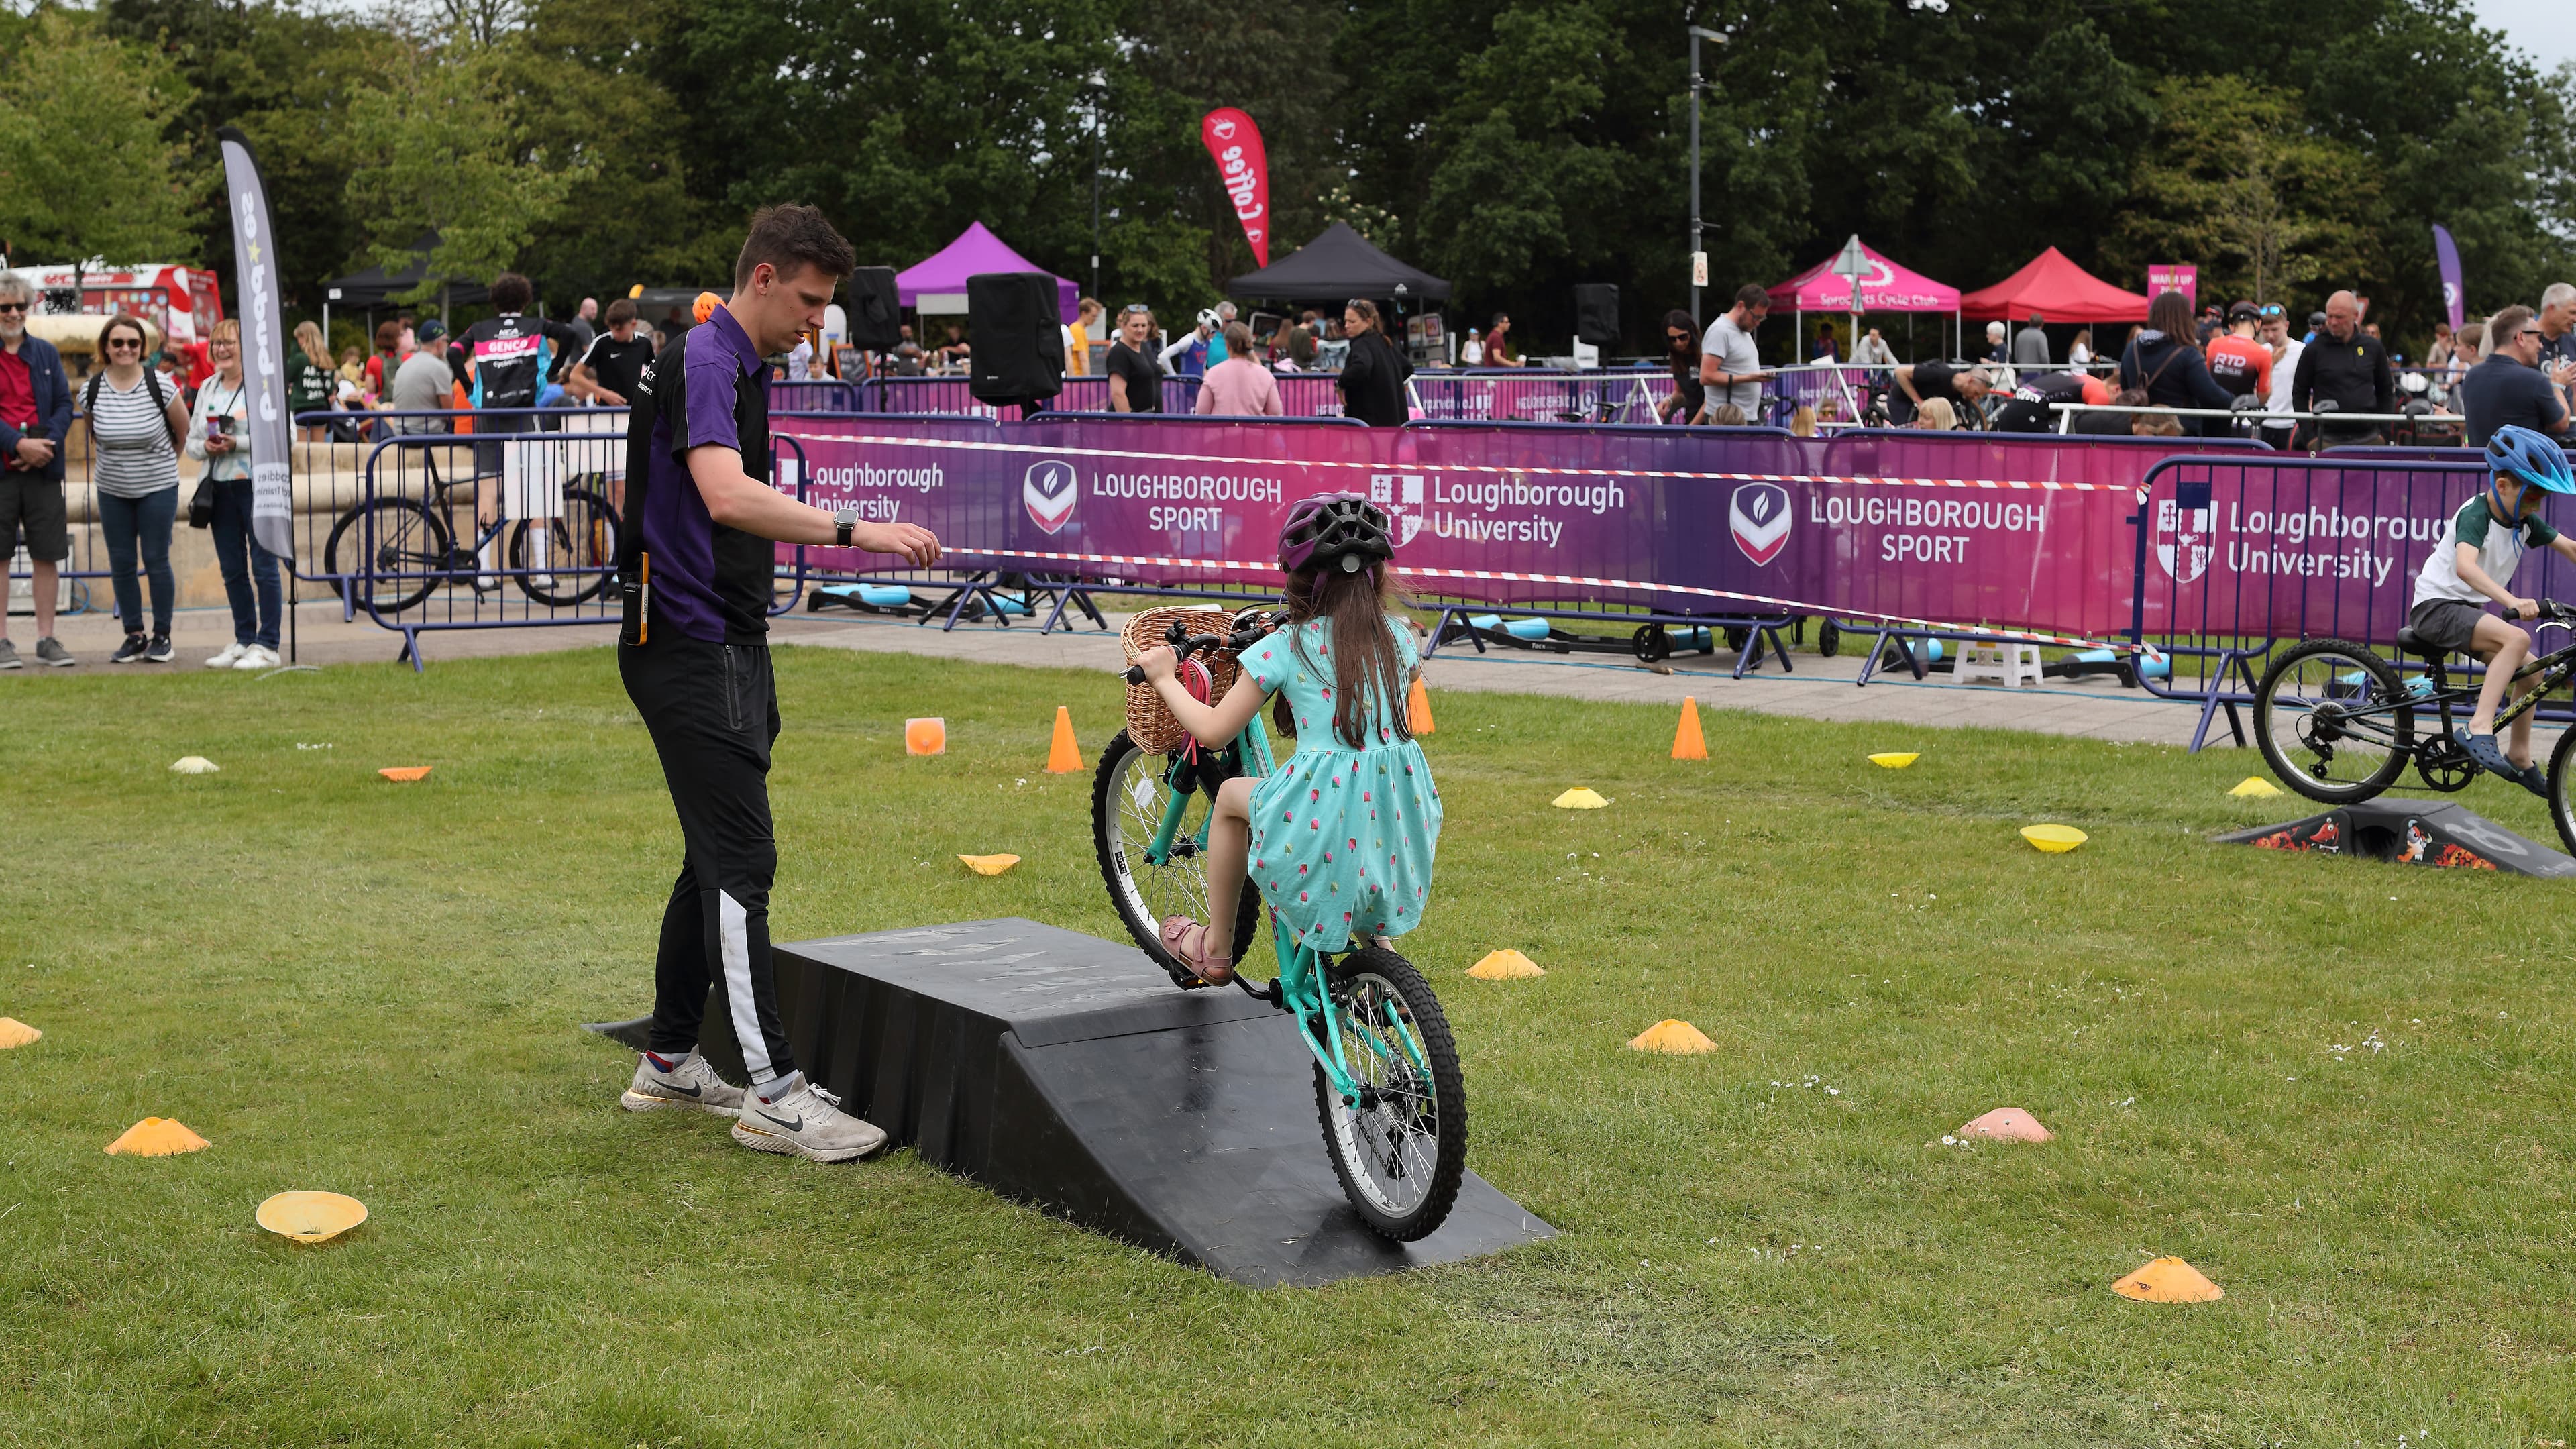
[1128,493,1442,984]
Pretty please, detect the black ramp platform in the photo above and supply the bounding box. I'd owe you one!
[2216,797,2576,876]
[670,919,1555,1287]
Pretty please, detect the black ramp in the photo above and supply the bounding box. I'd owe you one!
[726,919,1555,1286]
[2215,798,2576,876]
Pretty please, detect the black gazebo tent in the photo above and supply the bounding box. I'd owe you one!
[1225,223,1452,304]
[321,233,491,331]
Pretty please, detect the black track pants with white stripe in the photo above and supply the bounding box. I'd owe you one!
[621,629,796,1083]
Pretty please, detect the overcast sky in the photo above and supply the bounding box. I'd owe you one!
[2473,0,2571,74]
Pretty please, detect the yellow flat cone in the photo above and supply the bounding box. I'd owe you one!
[378,766,433,782]
[2229,776,2282,798]
[105,1117,209,1157]
[170,756,219,775]
[1044,706,1083,773]
[2112,1256,2225,1303]
[1869,751,1919,769]
[257,1191,369,1244]
[0,1016,40,1048]
[1407,678,1435,735]
[2020,824,2088,853]
[1468,949,1544,981]
[1958,1106,2052,1142]
[1671,696,1707,760]
[1628,1019,1716,1054]
[905,718,947,756]
[957,853,1022,876]
[1552,786,1608,809]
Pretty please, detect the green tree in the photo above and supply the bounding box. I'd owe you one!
[343,32,578,308]
[2103,77,2380,309]
[0,10,197,264]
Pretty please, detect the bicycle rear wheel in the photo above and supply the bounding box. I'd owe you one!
[2254,638,2414,804]
[323,498,450,615]
[508,486,619,606]
[1313,945,1467,1242]
[1092,729,1263,988]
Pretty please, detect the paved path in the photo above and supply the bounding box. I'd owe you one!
[11,597,2231,748]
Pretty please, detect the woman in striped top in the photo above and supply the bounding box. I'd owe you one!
[83,314,189,663]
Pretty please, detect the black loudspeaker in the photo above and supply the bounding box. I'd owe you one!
[1574,284,1620,348]
[845,266,900,351]
[968,272,1065,403]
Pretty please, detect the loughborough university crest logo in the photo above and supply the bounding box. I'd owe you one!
[1729,482,1792,566]
[1024,459,1077,535]
[2155,497,2211,583]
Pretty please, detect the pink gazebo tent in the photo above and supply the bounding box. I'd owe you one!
[1958,246,2152,323]
[896,222,1079,323]
[1771,236,1964,360]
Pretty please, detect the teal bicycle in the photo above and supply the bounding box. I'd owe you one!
[1093,607,1468,1240]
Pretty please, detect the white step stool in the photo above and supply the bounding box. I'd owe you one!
[1953,637,2043,688]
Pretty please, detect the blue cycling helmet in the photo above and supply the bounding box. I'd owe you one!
[2485,424,2575,494]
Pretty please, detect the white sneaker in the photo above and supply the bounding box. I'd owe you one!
[205,642,248,669]
[731,1073,886,1162]
[233,644,281,672]
[620,1051,745,1116]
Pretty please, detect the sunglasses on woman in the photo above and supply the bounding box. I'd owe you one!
[107,337,144,351]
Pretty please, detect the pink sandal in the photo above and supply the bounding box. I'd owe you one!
[1157,915,1233,986]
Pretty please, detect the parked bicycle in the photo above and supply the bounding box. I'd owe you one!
[323,439,618,614]
[2253,598,2576,853]
[1092,608,1467,1242]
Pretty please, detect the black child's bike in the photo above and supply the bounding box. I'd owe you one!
[2251,599,2576,853]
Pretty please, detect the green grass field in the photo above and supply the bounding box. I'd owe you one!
[1,646,2569,1447]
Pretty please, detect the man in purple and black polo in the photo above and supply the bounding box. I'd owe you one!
[613,205,942,1163]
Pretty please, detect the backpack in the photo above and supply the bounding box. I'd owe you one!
[81,366,182,451]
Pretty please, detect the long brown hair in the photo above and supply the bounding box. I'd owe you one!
[1277,561,1411,749]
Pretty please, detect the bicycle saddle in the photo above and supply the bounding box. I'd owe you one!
[2392,626,2444,661]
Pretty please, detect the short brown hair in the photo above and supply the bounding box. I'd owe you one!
[735,204,857,290]
[1734,283,1770,310]
[2489,305,2535,356]
[604,297,637,327]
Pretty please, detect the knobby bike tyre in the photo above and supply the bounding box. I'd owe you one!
[1091,729,1263,989]
[322,498,449,615]
[2253,637,2413,805]
[1312,945,1468,1242]
[508,486,619,606]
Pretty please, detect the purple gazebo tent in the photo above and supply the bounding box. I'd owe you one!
[897,222,1079,323]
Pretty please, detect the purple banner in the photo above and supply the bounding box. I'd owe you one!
[2432,225,2466,331]
[774,417,2271,642]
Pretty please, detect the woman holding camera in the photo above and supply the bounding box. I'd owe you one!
[186,317,283,670]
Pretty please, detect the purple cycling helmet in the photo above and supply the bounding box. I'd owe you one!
[1277,492,1395,575]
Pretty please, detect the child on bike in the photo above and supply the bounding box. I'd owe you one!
[2409,423,2576,792]
[1127,492,1440,984]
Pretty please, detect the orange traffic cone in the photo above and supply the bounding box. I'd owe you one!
[904,718,947,756]
[1407,678,1435,734]
[1671,696,1707,760]
[1045,706,1083,773]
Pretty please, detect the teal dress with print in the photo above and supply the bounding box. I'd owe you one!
[1239,615,1442,953]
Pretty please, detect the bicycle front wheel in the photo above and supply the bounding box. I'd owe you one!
[1092,729,1263,988]
[1313,945,1467,1242]
[508,486,619,606]
[323,498,449,615]
[2548,725,2576,858]
[2254,638,2414,804]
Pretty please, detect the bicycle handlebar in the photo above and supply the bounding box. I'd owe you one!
[1121,613,1280,685]
[2513,598,2576,625]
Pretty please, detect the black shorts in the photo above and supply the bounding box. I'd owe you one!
[0,477,68,562]
[2407,597,2489,655]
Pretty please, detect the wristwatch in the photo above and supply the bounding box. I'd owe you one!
[833,505,859,548]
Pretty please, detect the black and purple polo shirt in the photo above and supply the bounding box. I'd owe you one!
[622,303,775,644]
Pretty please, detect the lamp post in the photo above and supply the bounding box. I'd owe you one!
[1688,24,1726,325]
[1090,80,1105,301]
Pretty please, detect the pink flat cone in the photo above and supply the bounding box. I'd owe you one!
[1958,1107,2052,1142]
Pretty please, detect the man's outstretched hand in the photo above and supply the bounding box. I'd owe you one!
[855,521,941,568]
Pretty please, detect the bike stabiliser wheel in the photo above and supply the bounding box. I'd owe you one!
[1312,945,1468,1242]
[508,486,619,606]
[322,497,450,616]
[1093,729,1263,989]
[2548,724,2576,859]
[2254,637,2414,804]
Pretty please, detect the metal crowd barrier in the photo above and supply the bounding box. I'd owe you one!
[2126,452,2576,749]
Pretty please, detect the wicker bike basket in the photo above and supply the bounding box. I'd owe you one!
[1122,607,1245,755]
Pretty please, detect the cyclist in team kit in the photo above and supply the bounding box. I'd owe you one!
[2408,424,2576,792]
